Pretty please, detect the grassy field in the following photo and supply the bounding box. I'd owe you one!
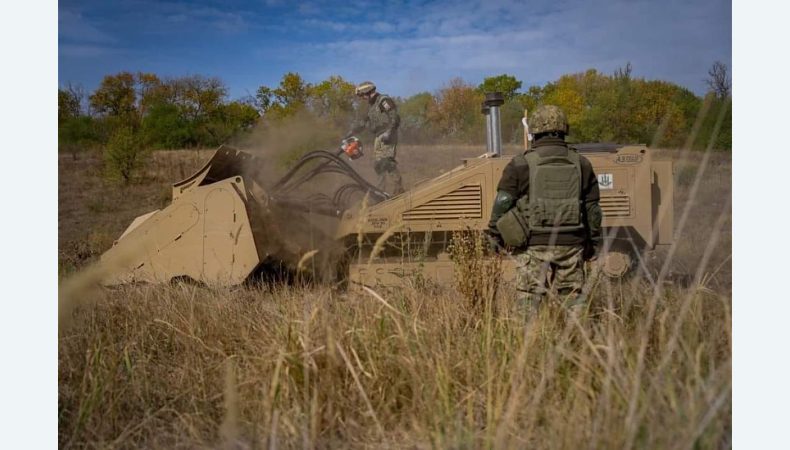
[58,144,732,448]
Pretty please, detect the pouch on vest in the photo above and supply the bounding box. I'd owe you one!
[525,151,584,234]
[496,196,531,247]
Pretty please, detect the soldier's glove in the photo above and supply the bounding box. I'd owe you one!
[380,130,392,144]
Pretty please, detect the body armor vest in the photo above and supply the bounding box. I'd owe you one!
[495,148,584,247]
[522,148,584,234]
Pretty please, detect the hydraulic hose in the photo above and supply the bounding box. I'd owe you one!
[267,149,390,218]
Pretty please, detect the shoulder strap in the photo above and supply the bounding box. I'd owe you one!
[566,148,580,164]
[512,152,529,167]
[524,151,540,203]
[378,95,396,112]
[568,149,582,198]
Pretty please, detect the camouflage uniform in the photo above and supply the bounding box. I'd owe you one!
[349,89,403,195]
[488,105,602,315]
[514,245,586,313]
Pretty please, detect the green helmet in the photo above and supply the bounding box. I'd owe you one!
[355,81,376,96]
[528,105,569,135]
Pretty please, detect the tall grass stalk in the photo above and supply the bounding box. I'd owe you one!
[59,273,730,448]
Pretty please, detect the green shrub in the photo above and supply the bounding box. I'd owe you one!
[104,127,149,183]
[141,103,194,149]
[58,116,101,155]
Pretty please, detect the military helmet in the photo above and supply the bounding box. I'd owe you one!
[528,105,569,135]
[355,81,376,96]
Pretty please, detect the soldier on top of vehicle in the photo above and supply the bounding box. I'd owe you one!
[488,104,602,315]
[346,81,404,195]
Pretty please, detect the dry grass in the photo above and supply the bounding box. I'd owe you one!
[58,144,732,448]
[59,278,730,449]
[58,150,210,273]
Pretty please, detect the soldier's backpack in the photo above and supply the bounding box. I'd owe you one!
[496,149,584,247]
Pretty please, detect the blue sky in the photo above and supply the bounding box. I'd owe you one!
[58,0,732,99]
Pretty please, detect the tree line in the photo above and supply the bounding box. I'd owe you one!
[59,63,730,181]
[400,63,730,150]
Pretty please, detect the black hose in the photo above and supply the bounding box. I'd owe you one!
[271,150,389,202]
[278,166,349,195]
[333,183,366,206]
[271,150,343,192]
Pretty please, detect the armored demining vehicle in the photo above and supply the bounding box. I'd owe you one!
[99,93,673,288]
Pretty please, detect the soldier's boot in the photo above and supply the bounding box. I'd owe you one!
[383,162,404,195]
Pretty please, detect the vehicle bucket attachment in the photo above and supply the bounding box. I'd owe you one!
[99,145,316,286]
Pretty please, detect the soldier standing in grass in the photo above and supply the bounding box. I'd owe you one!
[346,81,404,195]
[487,105,602,314]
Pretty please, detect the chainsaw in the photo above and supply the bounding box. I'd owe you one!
[339,136,364,160]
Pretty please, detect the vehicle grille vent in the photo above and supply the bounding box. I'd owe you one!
[402,185,482,221]
[600,194,631,217]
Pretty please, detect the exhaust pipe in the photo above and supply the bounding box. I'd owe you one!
[483,92,504,155]
[481,103,493,153]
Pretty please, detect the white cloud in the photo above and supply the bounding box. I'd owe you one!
[58,0,731,98]
[280,0,731,95]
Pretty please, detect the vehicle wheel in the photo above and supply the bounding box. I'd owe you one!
[599,242,634,279]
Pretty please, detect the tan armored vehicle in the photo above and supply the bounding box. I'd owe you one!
[99,95,673,287]
[340,143,672,286]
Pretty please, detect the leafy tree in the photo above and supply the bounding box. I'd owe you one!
[136,72,165,115]
[427,78,485,142]
[694,94,731,150]
[222,101,260,129]
[542,75,586,134]
[141,102,194,149]
[399,92,437,143]
[247,74,361,164]
[88,72,167,129]
[89,72,138,118]
[275,72,309,107]
[59,116,101,158]
[64,68,733,154]
[257,72,312,119]
[66,72,272,150]
[200,101,260,145]
[513,85,546,119]
[172,75,228,121]
[478,74,523,100]
[630,80,687,146]
[58,86,82,123]
[255,86,274,114]
[140,75,232,146]
[308,75,356,128]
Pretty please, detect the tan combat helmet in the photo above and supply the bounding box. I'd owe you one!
[355,81,376,96]
[528,104,569,135]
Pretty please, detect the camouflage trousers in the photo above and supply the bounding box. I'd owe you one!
[373,134,404,195]
[514,244,586,314]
